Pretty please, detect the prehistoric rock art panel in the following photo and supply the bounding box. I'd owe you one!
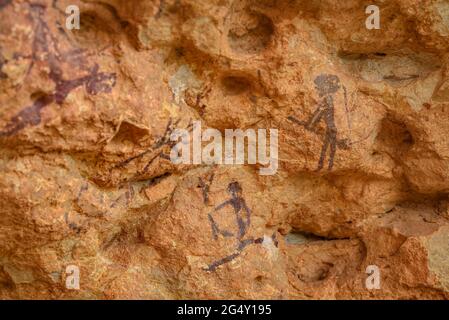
[1,0,449,300]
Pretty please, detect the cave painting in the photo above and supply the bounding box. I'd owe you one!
[288,74,350,171]
[198,172,215,205]
[0,3,116,137]
[114,118,192,178]
[206,181,275,272]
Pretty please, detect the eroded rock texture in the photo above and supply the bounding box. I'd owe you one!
[1,0,449,299]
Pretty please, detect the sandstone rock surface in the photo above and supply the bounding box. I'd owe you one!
[1,0,449,299]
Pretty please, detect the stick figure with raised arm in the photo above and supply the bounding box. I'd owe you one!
[208,181,251,241]
[288,74,349,171]
[206,181,265,272]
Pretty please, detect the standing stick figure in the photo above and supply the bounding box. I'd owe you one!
[288,74,349,171]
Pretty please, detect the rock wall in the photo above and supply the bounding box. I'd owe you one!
[1,0,449,299]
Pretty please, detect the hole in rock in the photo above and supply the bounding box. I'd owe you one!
[285,230,326,245]
[30,91,48,101]
[228,11,274,54]
[221,75,251,95]
[374,117,414,155]
[110,121,149,146]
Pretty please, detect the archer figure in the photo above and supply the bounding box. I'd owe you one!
[288,74,349,171]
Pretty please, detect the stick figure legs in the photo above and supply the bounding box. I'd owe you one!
[205,181,264,272]
[288,74,347,171]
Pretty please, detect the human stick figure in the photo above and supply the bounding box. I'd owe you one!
[208,181,251,241]
[206,181,266,272]
[288,74,350,171]
[0,3,116,137]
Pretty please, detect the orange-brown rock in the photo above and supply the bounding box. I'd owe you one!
[1,0,449,299]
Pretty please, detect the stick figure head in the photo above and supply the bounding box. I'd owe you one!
[227,181,242,197]
[314,74,340,96]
